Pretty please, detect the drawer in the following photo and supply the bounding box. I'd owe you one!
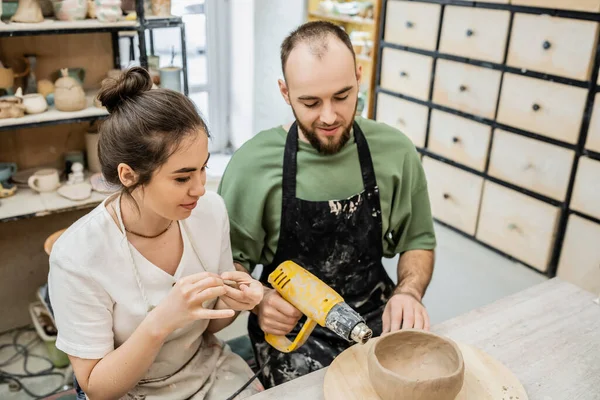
[511,0,600,12]
[375,93,428,148]
[427,110,491,172]
[476,181,560,272]
[380,48,433,101]
[585,93,600,153]
[570,156,600,221]
[384,1,441,51]
[496,73,587,144]
[432,59,502,119]
[488,129,575,201]
[557,215,600,295]
[422,157,484,236]
[507,14,599,81]
[438,6,510,64]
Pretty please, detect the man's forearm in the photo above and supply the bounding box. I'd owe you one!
[394,249,435,301]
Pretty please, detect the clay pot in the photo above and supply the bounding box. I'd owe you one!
[368,330,465,400]
[11,0,44,23]
[54,68,86,112]
[21,93,47,114]
[52,0,87,21]
[37,79,54,98]
[0,97,26,118]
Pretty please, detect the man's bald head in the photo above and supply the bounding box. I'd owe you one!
[281,21,356,78]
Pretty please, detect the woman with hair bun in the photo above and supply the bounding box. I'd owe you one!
[48,67,264,400]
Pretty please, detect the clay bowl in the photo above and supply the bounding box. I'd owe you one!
[368,329,465,400]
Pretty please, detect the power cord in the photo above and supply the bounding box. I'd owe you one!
[224,357,271,400]
[0,327,67,399]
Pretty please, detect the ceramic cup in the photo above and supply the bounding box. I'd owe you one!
[0,162,17,182]
[159,66,182,92]
[28,168,60,192]
[22,93,48,114]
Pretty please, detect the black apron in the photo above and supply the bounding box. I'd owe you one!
[247,121,396,389]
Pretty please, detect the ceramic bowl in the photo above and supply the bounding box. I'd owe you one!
[22,93,48,114]
[368,329,465,400]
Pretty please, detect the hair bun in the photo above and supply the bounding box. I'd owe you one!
[98,66,153,113]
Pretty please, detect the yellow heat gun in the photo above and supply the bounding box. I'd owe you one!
[265,261,373,353]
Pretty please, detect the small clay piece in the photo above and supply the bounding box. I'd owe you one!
[368,330,465,400]
[37,79,54,98]
[54,68,86,112]
[0,97,26,118]
[11,0,44,23]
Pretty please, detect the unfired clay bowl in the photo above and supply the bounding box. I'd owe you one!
[368,329,465,400]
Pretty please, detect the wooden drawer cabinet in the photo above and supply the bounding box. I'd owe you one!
[375,93,428,148]
[380,48,433,101]
[511,0,600,13]
[557,215,600,295]
[570,156,600,221]
[439,6,510,64]
[507,14,599,81]
[585,93,600,153]
[496,73,587,144]
[422,157,484,236]
[384,1,441,51]
[428,110,491,172]
[476,181,560,272]
[488,129,575,201]
[432,60,502,119]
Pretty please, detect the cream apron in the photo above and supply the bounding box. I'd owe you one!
[101,195,264,400]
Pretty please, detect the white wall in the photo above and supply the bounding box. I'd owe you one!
[229,0,306,149]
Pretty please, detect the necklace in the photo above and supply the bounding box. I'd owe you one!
[125,220,173,238]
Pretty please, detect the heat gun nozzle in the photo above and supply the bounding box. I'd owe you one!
[351,322,373,344]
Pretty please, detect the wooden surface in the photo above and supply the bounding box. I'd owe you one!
[322,339,527,400]
[246,279,600,400]
[557,214,600,295]
[433,59,502,119]
[438,6,510,64]
[428,109,491,172]
[384,1,441,51]
[380,48,433,101]
[488,129,575,201]
[423,157,484,236]
[0,19,136,32]
[507,14,599,81]
[510,0,600,13]
[375,92,428,148]
[570,156,600,221]
[497,73,587,144]
[476,181,560,272]
[585,93,600,153]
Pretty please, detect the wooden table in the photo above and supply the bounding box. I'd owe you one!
[247,278,600,400]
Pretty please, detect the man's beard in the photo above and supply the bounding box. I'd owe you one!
[291,102,357,155]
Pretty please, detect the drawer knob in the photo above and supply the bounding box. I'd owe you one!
[443,193,451,200]
[542,40,552,50]
[532,103,541,112]
[406,21,414,28]
[400,71,409,77]
[459,85,468,92]
[507,223,521,233]
[397,118,405,126]
[466,29,474,37]
[452,136,460,143]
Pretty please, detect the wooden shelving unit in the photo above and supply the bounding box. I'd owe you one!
[372,0,600,295]
[307,0,382,118]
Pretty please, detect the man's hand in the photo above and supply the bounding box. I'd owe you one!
[382,293,430,333]
[256,287,302,336]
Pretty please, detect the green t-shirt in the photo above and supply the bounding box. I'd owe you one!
[217,117,437,271]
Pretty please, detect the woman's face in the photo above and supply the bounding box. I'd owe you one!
[138,131,210,221]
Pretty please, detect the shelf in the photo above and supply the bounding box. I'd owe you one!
[0,19,137,37]
[0,92,108,131]
[356,54,372,63]
[309,11,375,26]
[0,180,108,223]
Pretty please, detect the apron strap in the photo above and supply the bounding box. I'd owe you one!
[282,120,379,201]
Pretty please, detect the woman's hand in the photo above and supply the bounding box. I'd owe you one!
[152,272,235,335]
[219,271,264,312]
